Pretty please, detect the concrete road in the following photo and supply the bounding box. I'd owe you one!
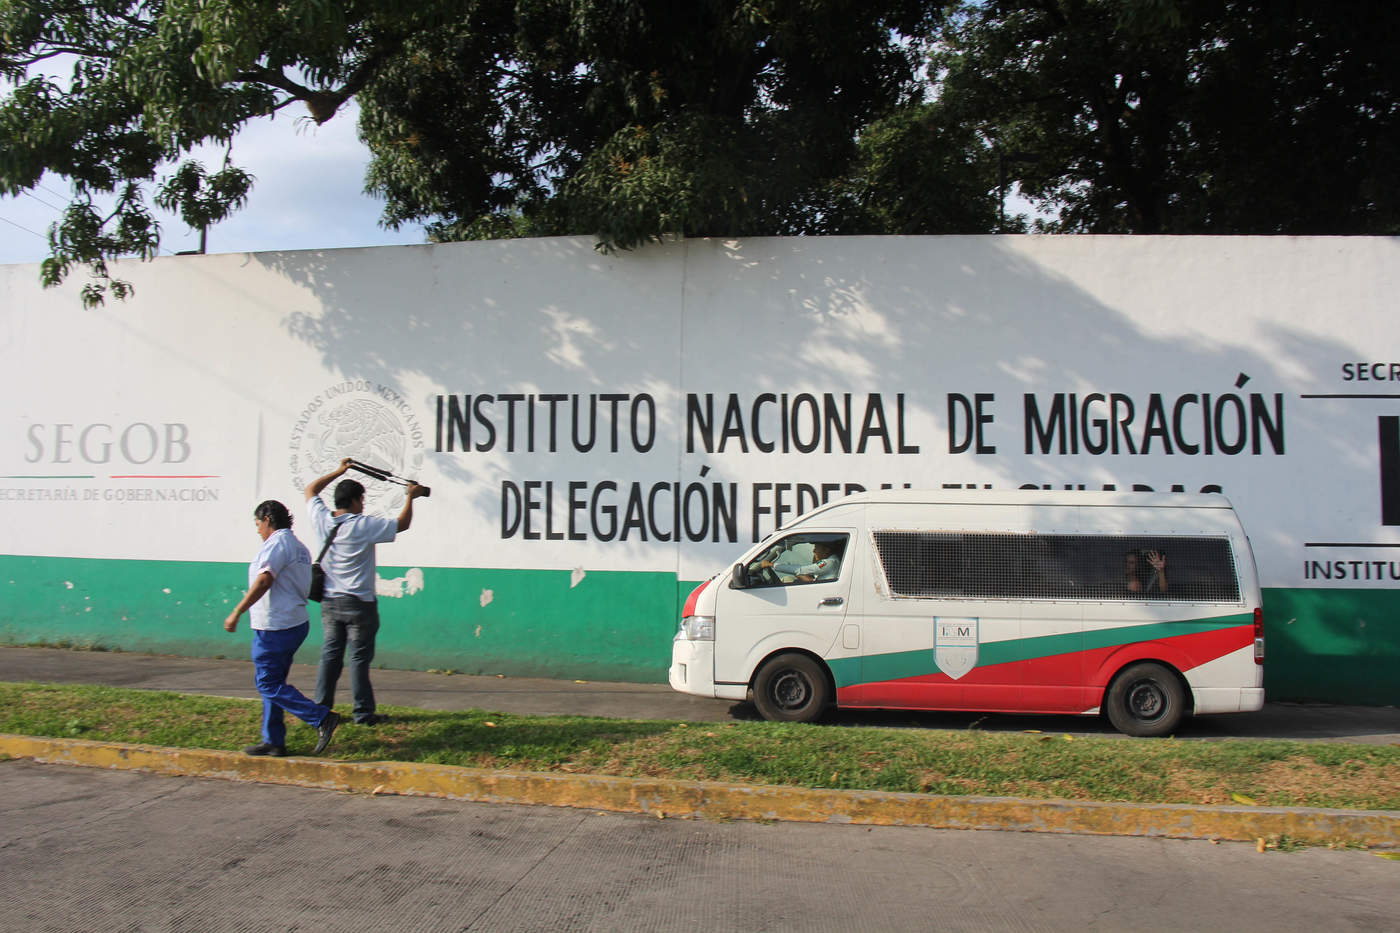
[2,646,1397,742]
[4,759,1398,933]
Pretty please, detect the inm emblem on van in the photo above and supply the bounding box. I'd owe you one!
[935,617,979,681]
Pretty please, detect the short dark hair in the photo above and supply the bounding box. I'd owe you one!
[253,500,293,530]
[334,479,366,509]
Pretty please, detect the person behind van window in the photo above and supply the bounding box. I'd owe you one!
[306,458,428,726]
[1124,548,1167,595]
[762,539,843,583]
[759,540,810,581]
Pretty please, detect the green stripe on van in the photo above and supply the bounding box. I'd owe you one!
[829,613,1253,688]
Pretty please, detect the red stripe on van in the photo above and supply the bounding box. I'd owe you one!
[836,623,1253,715]
[681,579,710,618]
[1080,622,1253,687]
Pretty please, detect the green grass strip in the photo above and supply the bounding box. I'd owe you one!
[2,682,1397,812]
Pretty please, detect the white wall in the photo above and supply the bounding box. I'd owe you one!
[3,235,1397,590]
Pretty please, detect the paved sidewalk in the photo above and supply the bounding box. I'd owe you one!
[10,760,1397,933]
[2,645,1397,742]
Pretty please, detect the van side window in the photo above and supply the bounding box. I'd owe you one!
[872,532,1240,602]
[744,533,849,587]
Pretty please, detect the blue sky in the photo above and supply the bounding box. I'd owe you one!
[0,100,428,267]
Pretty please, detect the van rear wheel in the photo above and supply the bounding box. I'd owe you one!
[753,654,830,723]
[1105,662,1185,737]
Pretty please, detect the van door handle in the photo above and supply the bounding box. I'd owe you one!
[820,597,845,607]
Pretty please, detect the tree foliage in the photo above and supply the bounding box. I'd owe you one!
[2,0,1397,304]
[938,0,1400,234]
[356,0,944,247]
[0,0,465,304]
[1,0,953,303]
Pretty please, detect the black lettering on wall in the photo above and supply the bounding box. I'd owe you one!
[1381,416,1400,525]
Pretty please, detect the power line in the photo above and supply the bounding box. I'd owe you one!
[36,181,68,201]
[0,214,46,239]
[21,189,64,211]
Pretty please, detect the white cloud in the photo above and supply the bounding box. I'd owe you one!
[0,100,428,266]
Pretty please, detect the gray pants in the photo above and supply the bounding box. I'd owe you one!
[314,596,381,722]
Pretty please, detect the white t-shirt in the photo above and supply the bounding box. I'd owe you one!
[773,555,841,581]
[249,529,313,631]
[308,496,398,601]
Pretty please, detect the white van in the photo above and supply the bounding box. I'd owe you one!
[670,490,1264,736]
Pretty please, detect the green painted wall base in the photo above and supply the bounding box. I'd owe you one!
[1262,587,1400,706]
[0,555,687,684]
[2,556,1397,704]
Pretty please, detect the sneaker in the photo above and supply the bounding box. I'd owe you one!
[243,742,287,757]
[312,710,342,755]
[355,713,388,726]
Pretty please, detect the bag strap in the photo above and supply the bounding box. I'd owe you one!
[316,520,342,562]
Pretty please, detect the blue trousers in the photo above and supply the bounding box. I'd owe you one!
[314,597,380,722]
[251,622,330,746]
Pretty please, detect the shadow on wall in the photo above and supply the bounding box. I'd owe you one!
[266,237,677,533]
[250,235,1399,703]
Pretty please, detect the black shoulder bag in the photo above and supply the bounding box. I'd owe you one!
[308,522,342,603]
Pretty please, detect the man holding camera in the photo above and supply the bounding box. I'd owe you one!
[305,458,428,725]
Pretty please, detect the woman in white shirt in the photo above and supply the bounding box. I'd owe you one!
[223,500,342,757]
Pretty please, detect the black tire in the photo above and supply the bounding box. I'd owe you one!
[752,653,830,723]
[1105,662,1186,737]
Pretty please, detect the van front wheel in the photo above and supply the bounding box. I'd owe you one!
[753,654,830,723]
[1105,662,1185,737]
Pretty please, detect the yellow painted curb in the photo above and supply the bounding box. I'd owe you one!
[4,733,1397,848]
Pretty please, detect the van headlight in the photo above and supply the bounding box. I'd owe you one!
[678,615,715,641]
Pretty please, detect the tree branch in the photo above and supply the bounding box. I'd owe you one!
[10,47,120,66]
[234,37,403,124]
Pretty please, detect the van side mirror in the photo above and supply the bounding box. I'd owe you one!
[731,562,750,589]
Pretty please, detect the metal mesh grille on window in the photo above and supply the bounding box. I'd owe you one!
[872,531,1240,602]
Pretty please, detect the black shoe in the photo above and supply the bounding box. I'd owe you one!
[243,742,287,757]
[312,711,342,755]
[355,713,388,726]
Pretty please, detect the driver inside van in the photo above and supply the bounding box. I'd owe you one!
[761,539,843,583]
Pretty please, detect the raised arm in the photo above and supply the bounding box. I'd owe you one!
[396,482,428,532]
[305,458,352,501]
[1146,550,1168,593]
